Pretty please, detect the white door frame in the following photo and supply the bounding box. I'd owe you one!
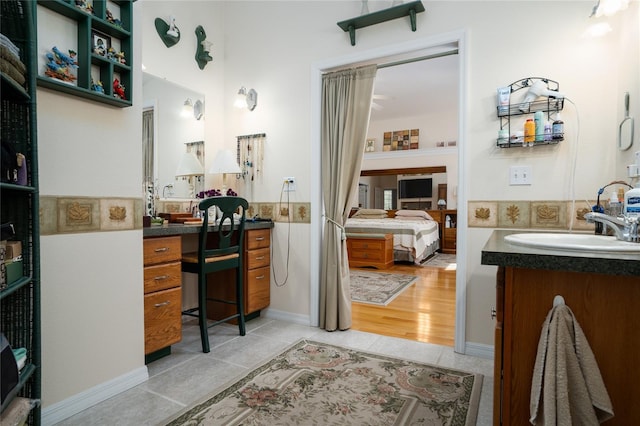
[309,30,468,354]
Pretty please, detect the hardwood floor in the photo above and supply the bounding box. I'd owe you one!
[351,260,456,346]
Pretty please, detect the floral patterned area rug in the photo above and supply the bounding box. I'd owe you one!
[164,340,483,426]
[421,253,457,270]
[349,270,418,305]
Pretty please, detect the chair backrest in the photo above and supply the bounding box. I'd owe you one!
[197,196,248,262]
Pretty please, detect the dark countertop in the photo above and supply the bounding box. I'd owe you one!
[481,230,640,276]
[143,220,273,238]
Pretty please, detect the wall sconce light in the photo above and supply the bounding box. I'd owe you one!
[209,149,242,194]
[175,151,204,198]
[195,25,213,70]
[181,98,193,117]
[234,86,258,111]
[154,16,181,48]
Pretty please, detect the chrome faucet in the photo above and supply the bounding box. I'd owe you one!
[584,212,639,242]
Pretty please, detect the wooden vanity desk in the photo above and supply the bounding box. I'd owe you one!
[482,230,640,425]
[142,220,274,362]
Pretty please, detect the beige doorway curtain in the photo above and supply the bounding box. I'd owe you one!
[320,64,377,331]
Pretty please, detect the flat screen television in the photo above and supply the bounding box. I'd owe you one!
[398,178,432,199]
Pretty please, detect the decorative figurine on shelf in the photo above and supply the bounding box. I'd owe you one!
[105,9,122,27]
[106,47,116,61]
[113,78,126,100]
[114,51,126,64]
[93,39,106,56]
[52,46,78,68]
[44,48,77,83]
[74,0,93,14]
[90,78,104,94]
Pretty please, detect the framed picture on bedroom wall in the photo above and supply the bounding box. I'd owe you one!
[384,129,420,150]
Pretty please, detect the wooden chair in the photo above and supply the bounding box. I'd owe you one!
[181,196,248,353]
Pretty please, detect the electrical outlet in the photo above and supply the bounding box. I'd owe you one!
[509,165,532,185]
[283,177,296,192]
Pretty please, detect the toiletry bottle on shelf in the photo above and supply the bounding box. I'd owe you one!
[534,111,544,142]
[552,113,564,140]
[609,191,622,217]
[623,182,640,218]
[544,121,552,141]
[524,119,535,147]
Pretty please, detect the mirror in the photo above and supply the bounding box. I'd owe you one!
[357,166,447,211]
[142,72,205,199]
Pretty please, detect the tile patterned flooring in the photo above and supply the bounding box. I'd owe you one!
[55,318,494,425]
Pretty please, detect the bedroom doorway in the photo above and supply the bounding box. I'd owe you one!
[311,32,467,354]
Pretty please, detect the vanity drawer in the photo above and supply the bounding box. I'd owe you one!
[144,261,181,294]
[143,236,181,265]
[245,247,270,270]
[144,287,182,354]
[246,266,270,313]
[246,229,270,250]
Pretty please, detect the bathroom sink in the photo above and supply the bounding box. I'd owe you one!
[504,233,640,253]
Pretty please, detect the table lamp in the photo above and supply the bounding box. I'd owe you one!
[209,149,241,194]
[175,151,204,198]
[437,199,446,210]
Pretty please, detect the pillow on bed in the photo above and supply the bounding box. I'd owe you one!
[352,209,388,219]
[394,209,434,220]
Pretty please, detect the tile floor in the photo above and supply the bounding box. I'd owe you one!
[55,318,494,425]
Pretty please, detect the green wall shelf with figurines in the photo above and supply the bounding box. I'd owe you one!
[35,0,133,107]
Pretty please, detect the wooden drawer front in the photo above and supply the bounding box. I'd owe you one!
[144,287,182,354]
[144,261,181,294]
[246,247,270,270]
[144,236,181,265]
[350,248,384,261]
[246,266,270,313]
[246,229,270,250]
[444,228,456,249]
[350,239,386,251]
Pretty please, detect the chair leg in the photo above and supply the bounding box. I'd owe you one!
[236,267,246,336]
[198,273,210,353]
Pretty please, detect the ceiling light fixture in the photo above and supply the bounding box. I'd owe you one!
[234,86,258,111]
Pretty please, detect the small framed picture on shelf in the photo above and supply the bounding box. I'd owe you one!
[365,139,375,152]
[92,30,111,56]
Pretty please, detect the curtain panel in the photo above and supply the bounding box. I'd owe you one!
[320,64,377,331]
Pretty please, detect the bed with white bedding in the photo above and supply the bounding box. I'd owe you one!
[345,213,440,264]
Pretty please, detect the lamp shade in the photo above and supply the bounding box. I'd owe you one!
[175,151,203,176]
[209,149,241,174]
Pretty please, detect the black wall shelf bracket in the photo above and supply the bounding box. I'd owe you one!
[337,1,425,46]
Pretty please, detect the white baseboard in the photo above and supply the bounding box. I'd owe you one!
[262,307,310,326]
[464,341,494,360]
[42,366,149,426]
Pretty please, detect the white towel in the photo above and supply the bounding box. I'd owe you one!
[530,304,614,425]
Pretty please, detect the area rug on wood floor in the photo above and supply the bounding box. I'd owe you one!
[422,253,457,269]
[164,339,483,426]
[350,269,418,305]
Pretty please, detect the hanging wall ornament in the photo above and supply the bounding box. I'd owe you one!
[155,16,181,48]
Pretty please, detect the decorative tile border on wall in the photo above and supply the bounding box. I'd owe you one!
[40,196,144,235]
[468,200,597,232]
[42,198,312,235]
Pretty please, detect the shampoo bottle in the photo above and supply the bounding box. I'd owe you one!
[552,113,564,140]
[624,182,640,218]
[524,119,535,147]
[534,111,544,142]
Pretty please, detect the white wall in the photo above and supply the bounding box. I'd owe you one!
[38,0,638,417]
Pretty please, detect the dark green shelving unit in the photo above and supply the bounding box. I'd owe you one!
[337,0,425,46]
[36,0,133,107]
[1,1,41,424]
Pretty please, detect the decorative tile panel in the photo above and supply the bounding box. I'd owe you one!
[293,203,311,223]
[40,196,58,235]
[497,201,530,228]
[100,198,134,231]
[530,201,567,228]
[58,198,100,233]
[569,200,597,231]
[468,201,498,227]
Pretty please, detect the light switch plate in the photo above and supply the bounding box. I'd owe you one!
[509,165,532,185]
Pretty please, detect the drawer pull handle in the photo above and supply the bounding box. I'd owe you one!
[154,275,168,281]
[255,256,265,260]
[255,237,265,241]
[255,275,265,280]
[154,247,169,253]
[155,301,171,308]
